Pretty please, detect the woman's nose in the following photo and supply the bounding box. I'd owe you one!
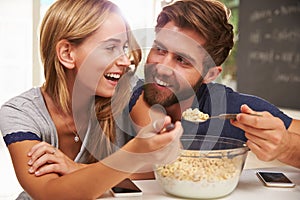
[116,53,131,68]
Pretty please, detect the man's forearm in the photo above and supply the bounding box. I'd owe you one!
[278,131,300,168]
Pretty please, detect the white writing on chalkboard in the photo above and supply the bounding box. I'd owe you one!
[248,50,300,66]
[250,29,300,44]
[250,4,300,22]
[237,0,300,109]
[275,73,300,83]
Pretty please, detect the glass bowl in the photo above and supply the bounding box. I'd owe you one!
[154,135,249,199]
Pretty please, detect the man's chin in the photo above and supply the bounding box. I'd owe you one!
[144,91,177,108]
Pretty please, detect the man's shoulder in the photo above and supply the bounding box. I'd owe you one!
[196,83,235,99]
[202,83,283,112]
[131,78,144,96]
[207,82,234,93]
[129,78,144,112]
[132,78,144,88]
[202,83,260,100]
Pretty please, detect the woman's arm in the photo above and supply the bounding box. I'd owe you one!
[9,140,129,200]
[27,142,156,179]
[10,117,182,199]
[129,172,155,180]
[27,141,87,176]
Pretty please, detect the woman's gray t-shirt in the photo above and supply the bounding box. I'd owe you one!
[0,87,130,199]
[0,87,129,161]
[0,88,59,147]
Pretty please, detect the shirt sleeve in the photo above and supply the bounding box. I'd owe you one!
[228,91,293,129]
[0,99,42,145]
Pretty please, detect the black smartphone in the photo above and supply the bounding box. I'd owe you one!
[256,171,295,188]
[110,178,142,197]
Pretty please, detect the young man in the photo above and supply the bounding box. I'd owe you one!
[128,0,300,168]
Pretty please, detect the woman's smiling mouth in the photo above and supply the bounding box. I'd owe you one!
[104,73,121,82]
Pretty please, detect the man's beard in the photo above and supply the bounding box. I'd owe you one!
[143,72,204,107]
[144,83,178,107]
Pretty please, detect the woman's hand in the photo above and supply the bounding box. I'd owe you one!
[132,116,183,163]
[27,142,86,176]
[231,104,290,161]
[101,116,183,173]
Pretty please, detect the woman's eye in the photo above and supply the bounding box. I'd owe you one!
[106,45,116,51]
[123,45,129,55]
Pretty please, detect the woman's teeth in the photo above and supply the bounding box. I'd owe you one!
[105,73,121,81]
[154,77,169,87]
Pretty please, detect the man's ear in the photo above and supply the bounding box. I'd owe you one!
[56,39,75,69]
[203,66,222,84]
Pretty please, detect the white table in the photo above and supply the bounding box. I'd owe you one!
[99,158,300,200]
[1,143,299,200]
[99,166,300,200]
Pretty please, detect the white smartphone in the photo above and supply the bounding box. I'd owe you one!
[110,178,143,197]
[256,171,295,188]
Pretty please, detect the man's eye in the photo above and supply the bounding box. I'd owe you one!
[154,45,166,54]
[157,46,164,53]
[176,56,190,65]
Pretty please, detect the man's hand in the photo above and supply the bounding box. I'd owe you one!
[231,104,290,161]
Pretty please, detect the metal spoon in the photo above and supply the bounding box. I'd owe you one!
[183,113,262,123]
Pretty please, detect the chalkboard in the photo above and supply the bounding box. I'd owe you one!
[237,0,300,109]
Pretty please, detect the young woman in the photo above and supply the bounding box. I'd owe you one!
[0,0,182,199]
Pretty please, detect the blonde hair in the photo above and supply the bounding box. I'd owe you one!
[41,0,140,113]
[40,0,141,161]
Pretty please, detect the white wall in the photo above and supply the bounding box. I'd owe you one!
[0,1,35,198]
[0,0,33,106]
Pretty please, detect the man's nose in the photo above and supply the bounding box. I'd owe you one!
[156,64,173,76]
[156,54,174,75]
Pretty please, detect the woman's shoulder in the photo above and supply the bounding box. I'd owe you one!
[0,87,55,143]
[0,87,47,119]
[1,87,43,108]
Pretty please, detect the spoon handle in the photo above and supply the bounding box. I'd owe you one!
[214,114,238,120]
[211,113,262,120]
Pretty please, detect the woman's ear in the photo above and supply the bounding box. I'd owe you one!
[56,39,75,69]
[203,66,222,84]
